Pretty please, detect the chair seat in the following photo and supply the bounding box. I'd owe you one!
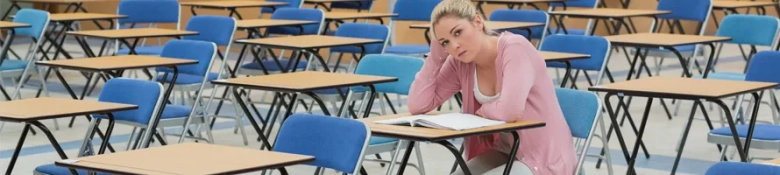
[385,45,430,55]
[1,59,27,71]
[35,164,109,175]
[550,28,586,35]
[241,59,308,72]
[160,104,193,119]
[156,72,219,85]
[710,124,780,140]
[369,136,397,145]
[116,46,164,55]
[693,72,746,81]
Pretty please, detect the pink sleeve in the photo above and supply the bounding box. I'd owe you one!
[475,41,540,122]
[407,41,461,114]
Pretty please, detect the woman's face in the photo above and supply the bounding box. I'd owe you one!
[433,15,485,63]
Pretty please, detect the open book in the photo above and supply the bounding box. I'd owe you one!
[374,113,506,131]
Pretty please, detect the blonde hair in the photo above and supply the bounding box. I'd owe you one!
[430,0,494,37]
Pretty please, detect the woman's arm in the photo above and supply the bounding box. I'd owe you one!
[475,41,542,122]
[407,41,461,114]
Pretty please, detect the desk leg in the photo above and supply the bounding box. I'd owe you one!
[670,100,716,174]
[231,87,273,150]
[395,141,419,175]
[560,61,572,88]
[6,124,31,175]
[437,141,472,175]
[139,68,179,149]
[602,93,635,175]
[708,91,764,162]
[502,131,520,175]
[624,97,654,175]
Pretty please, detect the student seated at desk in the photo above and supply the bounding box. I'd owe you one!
[407,0,576,174]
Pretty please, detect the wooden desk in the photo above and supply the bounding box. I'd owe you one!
[325,12,398,25]
[359,112,545,175]
[589,76,777,174]
[605,33,731,78]
[55,143,314,175]
[67,28,197,57]
[3,0,115,21]
[213,71,398,148]
[306,0,372,12]
[50,13,126,22]
[410,21,544,30]
[764,158,780,166]
[0,21,31,29]
[235,35,382,72]
[182,1,288,19]
[540,51,589,88]
[2,97,137,174]
[713,1,776,9]
[473,0,565,16]
[549,8,671,19]
[236,19,318,30]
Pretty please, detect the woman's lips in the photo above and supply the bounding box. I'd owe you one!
[458,50,467,57]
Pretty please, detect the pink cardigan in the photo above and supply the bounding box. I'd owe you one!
[408,32,576,175]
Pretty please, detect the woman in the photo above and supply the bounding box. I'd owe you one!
[406,0,577,174]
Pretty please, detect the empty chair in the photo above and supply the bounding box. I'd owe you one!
[274,114,370,175]
[541,35,612,88]
[489,9,549,46]
[114,0,181,55]
[33,78,166,175]
[384,0,440,56]
[556,88,613,175]
[705,162,780,175]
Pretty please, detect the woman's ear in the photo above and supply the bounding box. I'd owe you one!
[473,15,485,31]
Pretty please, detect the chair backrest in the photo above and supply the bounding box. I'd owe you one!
[392,0,439,21]
[261,0,304,13]
[274,114,370,174]
[656,0,712,23]
[541,35,611,77]
[745,51,780,89]
[331,0,373,11]
[157,40,217,76]
[96,78,164,125]
[12,9,49,40]
[550,0,598,8]
[555,88,601,139]
[267,8,325,35]
[117,0,180,28]
[183,15,237,47]
[354,54,424,95]
[489,9,548,40]
[716,14,780,48]
[705,162,780,175]
[330,23,390,54]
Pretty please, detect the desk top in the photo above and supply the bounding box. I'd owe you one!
[11,0,112,3]
[763,159,780,166]
[0,21,30,29]
[0,97,137,122]
[212,71,397,92]
[235,35,382,50]
[410,21,544,30]
[67,28,197,39]
[325,12,398,20]
[50,13,126,22]
[604,33,731,47]
[474,0,564,3]
[549,8,671,18]
[713,0,777,8]
[55,143,314,175]
[359,112,545,141]
[236,19,318,29]
[589,76,777,99]
[540,51,590,62]
[181,1,287,8]
[36,55,198,71]
[307,0,371,2]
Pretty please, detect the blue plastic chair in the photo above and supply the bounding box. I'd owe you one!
[708,51,780,159]
[639,0,713,73]
[548,0,598,35]
[321,23,390,73]
[260,0,304,14]
[705,162,780,175]
[384,0,440,56]
[152,40,218,144]
[556,88,613,175]
[238,8,325,75]
[274,114,370,174]
[541,35,611,87]
[331,0,373,12]
[114,0,181,55]
[7,9,51,100]
[33,78,165,175]
[695,14,780,81]
[489,9,549,44]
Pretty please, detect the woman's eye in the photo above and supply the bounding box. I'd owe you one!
[441,41,448,46]
[454,30,461,36]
